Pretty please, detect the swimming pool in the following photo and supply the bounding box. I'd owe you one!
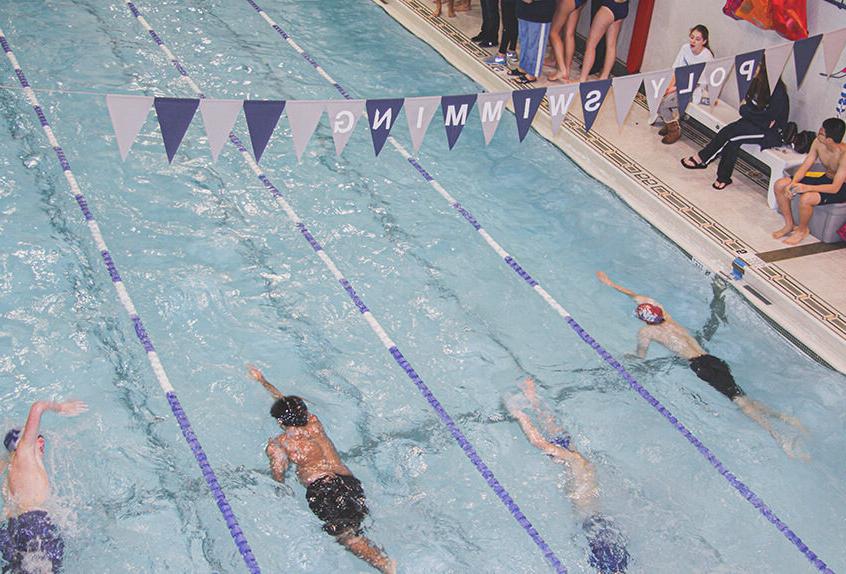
[0,0,844,572]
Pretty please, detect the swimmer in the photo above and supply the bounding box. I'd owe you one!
[0,399,88,573]
[247,366,396,574]
[596,271,808,459]
[506,378,629,573]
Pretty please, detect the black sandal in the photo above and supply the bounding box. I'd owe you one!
[712,179,732,190]
[516,76,537,84]
[680,156,706,169]
[507,68,527,77]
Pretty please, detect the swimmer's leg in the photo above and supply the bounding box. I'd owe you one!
[734,397,809,460]
[336,531,396,574]
[520,378,564,437]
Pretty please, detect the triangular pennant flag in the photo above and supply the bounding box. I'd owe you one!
[404,96,440,153]
[198,99,241,162]
[546,84,579,135]
[579,79,612,133]
[793,34,823,88]
[639,69,673,122]
[735,50,764,102]
[366,98,404,156]
[674,62,707,118]
[441,94,477,150]
[325,99,365,157]
[512,88,547,141]
[764,43,792,95]
[243,100,285,163]
[476,92,511,144]
[106,95,153,161]
[822,28,846,76]
[154,97,199,164]
[701,57,733,107]
[611,73,643,127]
[285,100,325,161]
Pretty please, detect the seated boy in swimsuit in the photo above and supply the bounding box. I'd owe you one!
[772,117,846,245]
[1,399,88,573]
[506,378,629,573]
[596,272,807,459]
[248,366,396,574]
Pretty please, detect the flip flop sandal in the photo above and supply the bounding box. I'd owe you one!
[507,68,527,77]
[712,179,732,190]
[516,76,537,84]
[680,156,706,169]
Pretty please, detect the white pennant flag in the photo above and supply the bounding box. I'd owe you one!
[404,96,440,153]
[612,73,644,127]
[764,43,792,95]
[106,95,154,161]
[546,84,579,135]
[476,92,510,145]
[325,100,365,157]
[286,101,325,161]
[198,99,242,162]
[822,28,846,76]
[639,69,674,122]
[701,57,733,107]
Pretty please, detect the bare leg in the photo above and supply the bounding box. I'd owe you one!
[433,0,442,17]
[783,193,820,245]
[562,6,583,80]
[599,19,623,79]
[771,177,797,238]
[579,7,614,82]
[734,397,809,460]
[337,532,396,574]
[520,378,563,437]
[547,0,575,81]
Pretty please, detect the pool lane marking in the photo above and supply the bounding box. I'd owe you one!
[0,29,262,574]
[123,2,567,572]
[240,2,835,571]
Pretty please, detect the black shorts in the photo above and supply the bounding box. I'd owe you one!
[305,474,369,536]
[800,174,846,206]
[689,354,745,401]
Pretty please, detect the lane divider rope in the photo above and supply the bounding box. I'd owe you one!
[0,28,261,574]
[240,2,834,571]
[123,1,567,572]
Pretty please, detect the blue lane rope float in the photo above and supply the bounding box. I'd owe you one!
[122,2,567,572]
[240,2,835,571]
[0,29,261,574]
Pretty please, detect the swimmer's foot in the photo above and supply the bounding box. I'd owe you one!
[448,8,456,16]
[432,6,441,16]
[547,70,569,82]
[771,224,797,239]
[780,435,811,461]
[783,227,809,245]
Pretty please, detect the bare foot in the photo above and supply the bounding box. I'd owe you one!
[455,0,470,11]
[448,8,456,16]
[783,227,809,245]
[547,70,568,82]
[432,6,441,16]
[771,225,796,239]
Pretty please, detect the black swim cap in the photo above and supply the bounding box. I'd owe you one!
[270,396,309,427]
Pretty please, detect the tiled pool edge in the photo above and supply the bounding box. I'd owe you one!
[372,0,846,375]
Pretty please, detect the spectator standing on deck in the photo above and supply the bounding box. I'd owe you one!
[578,0,630,82]
[546,0,588,82]
[508,0,556,84]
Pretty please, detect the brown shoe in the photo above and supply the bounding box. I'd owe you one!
[658,124,668,136]
[662,121,681,144]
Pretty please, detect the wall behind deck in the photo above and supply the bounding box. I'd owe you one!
[641,0,846,131]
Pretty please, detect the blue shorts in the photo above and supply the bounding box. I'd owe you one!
[800,174,846,206]
[0,511,64,573]
[518,19,552,78]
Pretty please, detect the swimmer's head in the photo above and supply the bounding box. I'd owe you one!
[635,303,665,325]
[4,428,45,454]
[270,396,309,427]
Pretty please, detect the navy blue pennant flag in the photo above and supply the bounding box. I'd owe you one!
[673,62,706,118]
[441,94,477,150]
[579,79,612,133]
[512,88,547,142]
[734,50,764,102]
[154,97,199,163]
[793,34,823,88]
[366,98,404,156]
[243,100,285,163]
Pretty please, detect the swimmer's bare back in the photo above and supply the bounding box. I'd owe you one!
[276,415,352,486]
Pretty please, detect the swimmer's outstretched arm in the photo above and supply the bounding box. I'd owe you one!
[248,365,285,399]
[507,399,579,462]
[18,400,87,454]
[596,271,653,304]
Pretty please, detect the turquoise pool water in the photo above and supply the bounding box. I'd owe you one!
[0,0,844,572]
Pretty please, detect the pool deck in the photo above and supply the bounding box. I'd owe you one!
[372,0,846,374]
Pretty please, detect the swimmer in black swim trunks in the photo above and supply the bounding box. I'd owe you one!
[247,366,396,574]
[596,272,808,459]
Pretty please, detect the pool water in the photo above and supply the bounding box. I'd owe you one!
[0,0,844,572]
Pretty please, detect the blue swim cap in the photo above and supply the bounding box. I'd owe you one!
[4,428,20,452]
[549,434,571,450]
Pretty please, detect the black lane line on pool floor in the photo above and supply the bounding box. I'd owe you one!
[239,1,835,571]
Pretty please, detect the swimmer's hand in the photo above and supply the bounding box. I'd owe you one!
[596,271,612,286]
[56,400,87,416]
[247,365,266,382]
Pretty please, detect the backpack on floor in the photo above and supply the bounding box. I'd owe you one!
[793,130,816,154]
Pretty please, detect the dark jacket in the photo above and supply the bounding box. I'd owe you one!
[739,80,789,149]
[516,0,556,22]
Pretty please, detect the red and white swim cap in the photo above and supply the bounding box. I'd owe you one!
[635,303,665,324]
